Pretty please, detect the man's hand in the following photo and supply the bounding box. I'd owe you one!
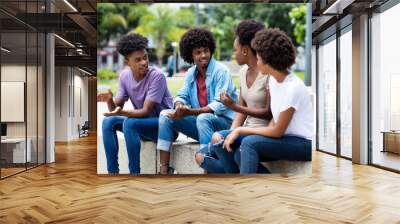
[220,92,235,109]
[166,104,190,120]
[97,89,113,103]
[175,105,191,117]
[104,106,122,117]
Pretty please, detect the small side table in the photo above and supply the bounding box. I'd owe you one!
[381,131,400,154]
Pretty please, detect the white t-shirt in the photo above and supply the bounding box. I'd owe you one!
[269,73,314,140]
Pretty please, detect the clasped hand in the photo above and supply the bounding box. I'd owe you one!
[166,104,191,120]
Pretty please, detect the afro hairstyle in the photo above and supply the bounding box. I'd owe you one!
[179,28,216,64]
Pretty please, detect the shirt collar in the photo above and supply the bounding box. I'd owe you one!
[189,58,216,83]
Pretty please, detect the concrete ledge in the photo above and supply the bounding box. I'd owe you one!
[97,134,203,174]
[140,141,158,174]
[160,140,204,174]
[261,160,312,175]
[97,134,311,175]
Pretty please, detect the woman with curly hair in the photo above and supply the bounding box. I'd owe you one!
[157,28,238,174]
[98,33,173,175]
[196,20,273,173]
[218,28,314,174]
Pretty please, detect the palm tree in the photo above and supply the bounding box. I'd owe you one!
[98,3,148,48]
[134,5,188,67]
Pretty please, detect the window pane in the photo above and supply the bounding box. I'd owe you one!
[1,11,28,178]
[371,3,400,171]
[340,29,352,158]
[318,37,337,154]
[27,31,38,169]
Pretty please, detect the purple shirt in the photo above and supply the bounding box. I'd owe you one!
[115,67,173,117]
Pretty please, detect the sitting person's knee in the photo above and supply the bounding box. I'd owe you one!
[158,111,172,125]
[196,113,214,125]
[211,132,223,144]
[122,118,138,131]
[102,116,120,131]
[195,152,204,165]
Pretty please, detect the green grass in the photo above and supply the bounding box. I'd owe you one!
[97,71,304,97]
[294,71,305,80]
[166,78,184,97]
[233,76,240,90]
[97,79,119,95]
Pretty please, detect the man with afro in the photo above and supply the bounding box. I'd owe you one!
[98,33,173,175]
[157,28,238,174]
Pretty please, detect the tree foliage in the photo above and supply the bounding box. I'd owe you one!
[97,4,149,47]
[289,5,306,45]
[200,3,305,60]
[134,5,195,66]
[97,3,306,62]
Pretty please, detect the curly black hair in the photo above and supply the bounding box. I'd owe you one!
[116,33,148,58]
[251,28,296,71]
[179,28,216,64]
[235,19,265,55]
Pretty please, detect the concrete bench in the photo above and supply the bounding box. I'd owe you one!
[97,133,203,174]
[97,133,311,175]
[261,161,312,175]
[160,139,204,174]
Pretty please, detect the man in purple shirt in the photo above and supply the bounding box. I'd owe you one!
[97,33,173,175]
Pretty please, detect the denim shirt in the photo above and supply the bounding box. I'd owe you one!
[174,58,238,120]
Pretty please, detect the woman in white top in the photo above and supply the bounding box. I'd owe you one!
[195,20,272,173]
[222,28,314,174]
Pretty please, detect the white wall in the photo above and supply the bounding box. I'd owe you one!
[54,66,89,141]
[72,71,89,138]
[1,64,46,164]
[55,66,68,141]
[1,65,26,141]
[1,65,36,138]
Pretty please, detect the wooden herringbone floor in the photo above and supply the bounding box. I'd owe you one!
[1,135,400,224]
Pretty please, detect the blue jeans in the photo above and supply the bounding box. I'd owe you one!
[157,110,232,151]
[197,130,241,173]
[102,116,159,174]
[198,130,269,173]
[240,135,312,174]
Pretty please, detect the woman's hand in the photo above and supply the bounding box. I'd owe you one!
[104,106,122,117]
[223,128,241,152]
[220,92,235,109]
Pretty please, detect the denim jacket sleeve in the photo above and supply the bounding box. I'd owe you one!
[207,69,235,115]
